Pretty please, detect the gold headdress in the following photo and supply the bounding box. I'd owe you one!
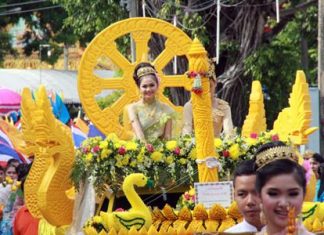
[207,59,216,81]
[255,146,298,170]
[136,66,156,79]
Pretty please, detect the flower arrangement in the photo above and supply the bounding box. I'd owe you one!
[215,131,282,179]
[176,187,196,210]
[186,71,208,95]
[71,131,284,195]
[71,133,198,195]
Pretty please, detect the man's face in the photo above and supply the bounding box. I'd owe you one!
[234,175,261,226]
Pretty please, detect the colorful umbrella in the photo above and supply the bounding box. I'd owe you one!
[0,87,21,115]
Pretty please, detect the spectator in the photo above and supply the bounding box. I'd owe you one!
[5,165,18,181]
[310,153,324,179]
[0,166,5,183]
[7,159,20,168]
[225,160,263,233]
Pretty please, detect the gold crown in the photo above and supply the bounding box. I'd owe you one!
[136,66,156,79]
[255,146,298,170]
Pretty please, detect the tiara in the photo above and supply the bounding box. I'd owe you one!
[136,66,156,79]
[255,146,298,170]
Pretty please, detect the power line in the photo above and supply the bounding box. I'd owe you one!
[176,6,217,31]
[0,0,50,9]
[0,5,61,16]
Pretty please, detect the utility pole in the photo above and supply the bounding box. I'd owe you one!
[128,0,138,62]
[64,43,69,70]
[319,0,324,154]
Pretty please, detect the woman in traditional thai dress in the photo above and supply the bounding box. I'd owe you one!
[127,62,175,143]
[254,141,313,235]
[182,59,233,138]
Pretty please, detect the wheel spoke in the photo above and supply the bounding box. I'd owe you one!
[104,94,131,116]
[131,31,151,63]
[104,43,131,69]
[161,74,187,86]
[92,76,124,94]
[153,47,175,72]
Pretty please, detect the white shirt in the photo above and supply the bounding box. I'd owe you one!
[225,219,258,233]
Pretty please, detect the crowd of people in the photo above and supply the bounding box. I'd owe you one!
[0,158,35,234]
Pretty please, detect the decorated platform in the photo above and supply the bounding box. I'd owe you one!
[1,17,321,235]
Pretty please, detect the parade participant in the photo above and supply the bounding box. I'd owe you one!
[5,165,18,181]
[254,141,313,235]
[0,166,5,183]
[225,160,263,233]
[127,62,175,143]
[182,59,233,138]
[13,163,39,235]
[314,163,324,202]
[7,159,19,168]
[310,153,324,179]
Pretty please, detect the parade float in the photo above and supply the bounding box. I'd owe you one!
[17,17,323,234]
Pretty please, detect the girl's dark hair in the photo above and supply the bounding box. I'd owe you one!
[133,62,158,87]
[254,141,306,194]
[318,163,324,198]
[16,163,32,193]
[312,153,324,164]
[7,158,19,167]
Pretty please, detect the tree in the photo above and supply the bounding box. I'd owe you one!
[319,0,324,153]
[0,0,78,66]
[48,0,317,128]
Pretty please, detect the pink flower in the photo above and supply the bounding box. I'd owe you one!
[92,146,100,153]
[303,160,312,183]
[271,134,279,141]
[250,133,258,139]
[118,146,127,155]
[223,150,230,158]
[173,147,181,155]
[183,193,190,200]
[146,144,154,153]
[115,208,125,212]
[82,147,89,153]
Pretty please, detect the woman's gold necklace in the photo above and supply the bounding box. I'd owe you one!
[143,100,157,118]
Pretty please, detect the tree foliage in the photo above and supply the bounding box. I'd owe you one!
[0,0,78,66]
[244,5,318,127]
[52,0,128,44]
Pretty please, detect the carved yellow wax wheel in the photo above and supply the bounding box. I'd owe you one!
[78,17,193,139]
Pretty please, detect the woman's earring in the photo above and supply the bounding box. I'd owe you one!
[260,203,267,225]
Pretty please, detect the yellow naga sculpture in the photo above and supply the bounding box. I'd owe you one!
[100,173,152,231]
[21,86,74,226]
[273,70,317,145]
[242,80,267,137]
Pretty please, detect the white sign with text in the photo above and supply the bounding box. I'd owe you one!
[194,181,233,208]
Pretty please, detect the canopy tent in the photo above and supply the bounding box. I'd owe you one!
[0,69,115,103]
[0,87,21,115]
